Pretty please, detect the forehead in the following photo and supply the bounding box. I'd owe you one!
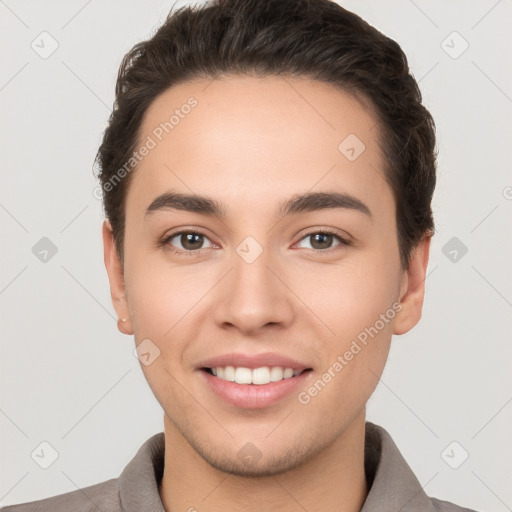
[126,74,393,222]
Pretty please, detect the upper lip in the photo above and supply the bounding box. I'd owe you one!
[197,352,312,371]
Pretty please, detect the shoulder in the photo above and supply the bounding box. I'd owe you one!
[0,477,120,512]
[363,422,483,512]
[431,497,481,512]
[1,432,165,512]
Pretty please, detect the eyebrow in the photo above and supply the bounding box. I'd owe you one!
[144,190,372,220]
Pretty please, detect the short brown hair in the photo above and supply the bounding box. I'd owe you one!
[95,0,437,269]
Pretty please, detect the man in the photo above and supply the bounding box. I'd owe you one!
[1,0,480,510]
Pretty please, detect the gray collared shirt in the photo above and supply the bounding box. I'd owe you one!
[0,422,479,511]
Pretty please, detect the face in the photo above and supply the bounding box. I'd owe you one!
[104,74,430,476]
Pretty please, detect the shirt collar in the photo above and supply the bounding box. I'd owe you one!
[118,421,437,512]
[361,421,438,511]
[119,430,166,512]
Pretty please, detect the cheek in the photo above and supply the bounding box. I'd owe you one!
[293,251,401,340]
[123,254,176,345]
[124,254,223,376]
[128,273,202,339]
[298,338,390,433]
[124,264,204,401]
[291,249,399,405]
[295,290,394,426]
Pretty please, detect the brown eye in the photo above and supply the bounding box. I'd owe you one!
[310,233,334,250]
[296,231,350,251]
[164,231,214,253]
[181,233,203,250]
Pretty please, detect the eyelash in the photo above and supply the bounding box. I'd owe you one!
[159,228,352,256]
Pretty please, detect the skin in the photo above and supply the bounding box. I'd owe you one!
[103,74,430,512]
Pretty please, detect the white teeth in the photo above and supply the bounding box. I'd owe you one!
[211,366,302,385]
[270,367,284,382]
[223,365,235,382]
[283,368,294,379]
[252,367,271,385]
[234,367,252,384]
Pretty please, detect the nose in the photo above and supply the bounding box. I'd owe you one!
[211,243,295,335]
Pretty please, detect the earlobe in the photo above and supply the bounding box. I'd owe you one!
[393,236,431,336]
[102,219,133,336]
[117,316,132,335]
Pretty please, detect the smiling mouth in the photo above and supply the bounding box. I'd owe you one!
[201,366,313,385]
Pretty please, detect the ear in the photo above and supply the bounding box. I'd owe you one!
[393,235,431,336]
[102,219,133,335]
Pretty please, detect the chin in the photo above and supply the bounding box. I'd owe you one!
[188,432,324,478]
[200,450,310,478]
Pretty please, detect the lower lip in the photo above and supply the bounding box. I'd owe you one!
[199,369,312,409]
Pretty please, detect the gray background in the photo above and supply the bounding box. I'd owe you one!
[1,0,511,510]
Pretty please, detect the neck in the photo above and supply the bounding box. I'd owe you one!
[159,410,369,512]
